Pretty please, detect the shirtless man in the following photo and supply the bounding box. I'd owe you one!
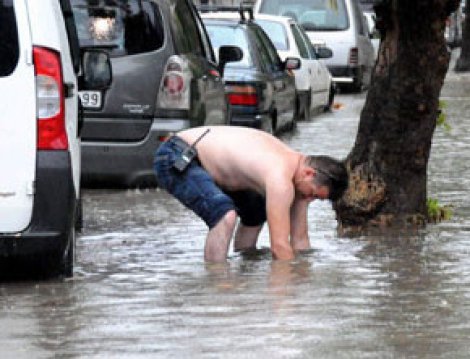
[154,126,348,262]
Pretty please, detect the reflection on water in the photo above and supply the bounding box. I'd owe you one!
[1,66,470,357]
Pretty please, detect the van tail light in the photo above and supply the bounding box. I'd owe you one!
[34,46,68,150]
[157,56,190,110]
[226,85,258,106]
[349,47,359,65]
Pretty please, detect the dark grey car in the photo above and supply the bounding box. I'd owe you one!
[71,0,237,187]
[202,11,299,135]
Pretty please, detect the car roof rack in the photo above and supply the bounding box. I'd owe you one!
[198,4,254,22]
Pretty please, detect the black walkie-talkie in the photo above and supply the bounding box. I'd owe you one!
[173,129,210,172]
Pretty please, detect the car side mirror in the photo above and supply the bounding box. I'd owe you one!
[218,45,243,77]
[284,57,301,71]
[315,46,333,59]
[80,50,112,90]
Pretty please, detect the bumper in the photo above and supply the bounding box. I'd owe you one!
[0,151,75,258]
[81,118,192,187]
[230,113,270,129]
[328,65,360,84]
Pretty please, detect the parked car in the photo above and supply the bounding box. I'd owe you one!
[0,0,111,277]
[71,0,241,188]
[255,13,335,120]
[363,11,379,57]
[445,5,464,48]
[254,0,376,92]
[200,7,300,134]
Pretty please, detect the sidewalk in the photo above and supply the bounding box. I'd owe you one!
[442,48,470,97]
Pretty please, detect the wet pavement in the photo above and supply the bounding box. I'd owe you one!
[1,49,470,358]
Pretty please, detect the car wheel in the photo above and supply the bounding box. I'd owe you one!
[226,102,233,125]
[324,84,335,112]
[303,91,311,121]
[262,117,274,134]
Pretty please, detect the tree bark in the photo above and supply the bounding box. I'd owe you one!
[334,0,460,234]
[455,0,470,71]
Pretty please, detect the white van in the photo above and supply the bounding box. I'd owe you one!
[254,0,376,91]
[0,0,110,277]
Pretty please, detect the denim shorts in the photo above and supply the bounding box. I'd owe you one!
[154,136,266,229]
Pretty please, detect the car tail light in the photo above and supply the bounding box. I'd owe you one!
[34,46,68,150]
[226,85,258,106]
[349,47,359,65]
[157,56,190,110]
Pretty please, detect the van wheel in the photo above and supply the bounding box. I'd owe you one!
[75,197,83,232]
[352,68,364,92]
[62,227,76,278]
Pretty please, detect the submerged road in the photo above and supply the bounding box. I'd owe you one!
[1,51,470,358]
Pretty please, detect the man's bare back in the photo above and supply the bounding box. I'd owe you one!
[178,126,301,194]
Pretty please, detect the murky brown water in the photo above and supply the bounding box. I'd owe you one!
[1,52,470,358]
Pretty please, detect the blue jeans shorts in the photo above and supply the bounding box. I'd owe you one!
[154,136,266,229]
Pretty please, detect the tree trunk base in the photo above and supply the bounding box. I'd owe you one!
[337,213,427,237]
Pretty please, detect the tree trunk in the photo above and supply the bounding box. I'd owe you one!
[334,0,460,234]
[455,0,470,71]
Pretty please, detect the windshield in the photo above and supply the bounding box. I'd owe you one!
[259,0,349,31]
[71,0,164,57]
[255,20,289,51]
[205,24,253,67]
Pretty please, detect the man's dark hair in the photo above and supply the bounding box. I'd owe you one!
[305,155,348,201]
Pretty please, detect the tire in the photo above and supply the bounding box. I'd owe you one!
[75,197,83,232]
[324,84,335,112]
[262,116,274,134]
[303,91,311,121]
[62,227,76,278]
[352,68,364,93]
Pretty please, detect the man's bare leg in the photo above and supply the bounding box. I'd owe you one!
[204,210,237,262]
[233,223,263,252]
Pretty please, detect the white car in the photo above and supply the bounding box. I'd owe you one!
[255,0,376,92]
[363,11,379,58]
[255,14,335,120]
[0,0,111,277]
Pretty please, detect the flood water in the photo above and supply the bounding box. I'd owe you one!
[1,53,470,358]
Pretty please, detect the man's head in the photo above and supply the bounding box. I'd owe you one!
[303,155,348,201]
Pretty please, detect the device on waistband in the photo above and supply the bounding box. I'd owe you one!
[173,129,210,172]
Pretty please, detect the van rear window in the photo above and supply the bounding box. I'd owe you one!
[0,0,19,77]
[71,0,164,57]
[259,0,349,31]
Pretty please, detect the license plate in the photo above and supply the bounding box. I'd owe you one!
[79,91,102,109]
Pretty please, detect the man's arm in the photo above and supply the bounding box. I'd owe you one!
[290,198,311,252]
[265,180,295,260]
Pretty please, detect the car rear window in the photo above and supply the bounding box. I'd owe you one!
[0,0,19,77]
[259,0,349,31]
[205,24,253,67]
[71,0,164,57]
[256,20,289,51]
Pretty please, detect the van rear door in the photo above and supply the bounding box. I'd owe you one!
[0,0,36,232]
[71,0,166,142]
